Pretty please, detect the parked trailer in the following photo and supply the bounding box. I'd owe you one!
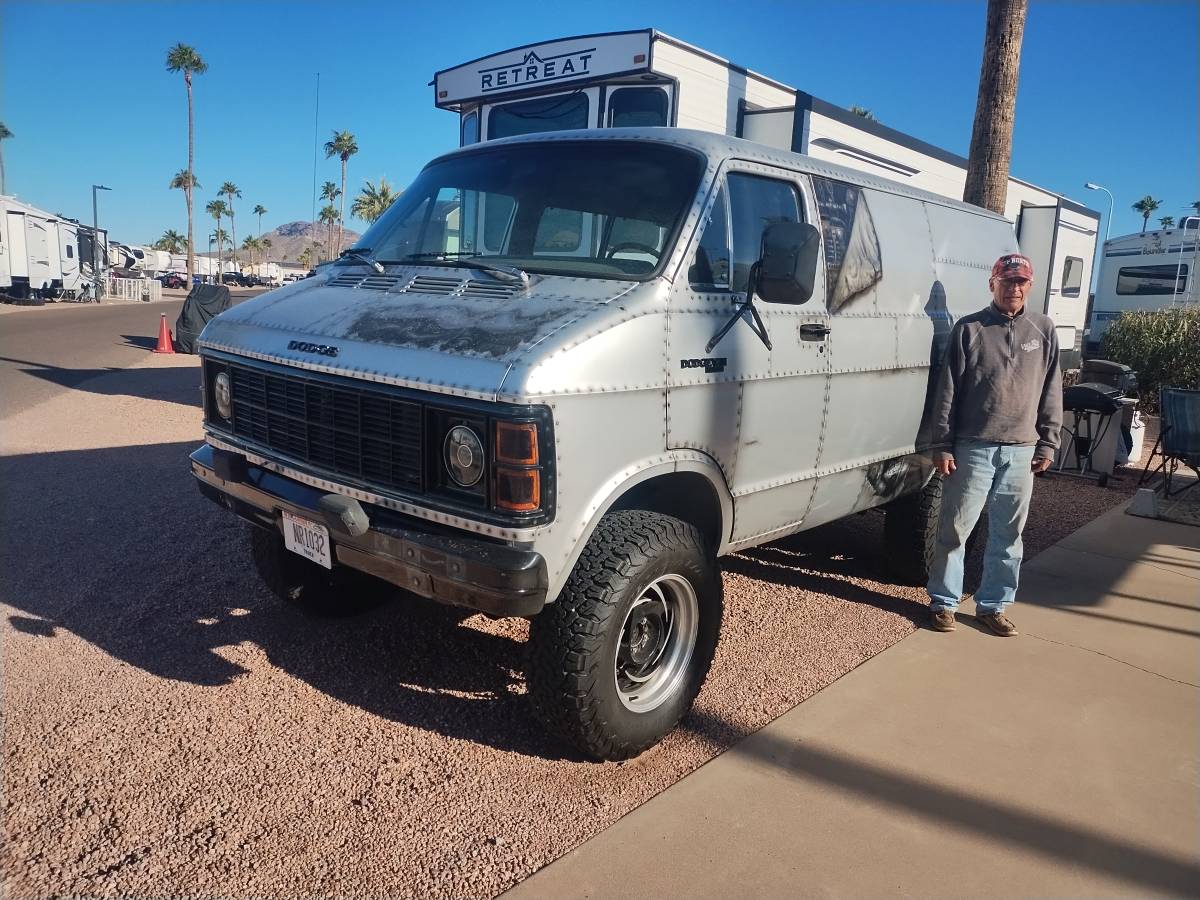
[1084,219,1199,357]
[434,28,1100,363]
[0,196,95,299]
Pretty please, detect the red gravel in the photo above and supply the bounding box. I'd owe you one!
[0,357,1145,898]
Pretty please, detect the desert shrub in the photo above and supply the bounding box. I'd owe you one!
[1100,306,1200,413]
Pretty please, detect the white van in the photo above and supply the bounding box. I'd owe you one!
[191,128,1018,759]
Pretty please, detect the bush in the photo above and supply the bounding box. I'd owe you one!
[1100,306,1200,413]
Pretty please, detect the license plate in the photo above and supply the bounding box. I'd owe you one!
[282,510,332,569]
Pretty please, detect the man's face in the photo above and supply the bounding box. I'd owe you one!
[990,275,1032,315]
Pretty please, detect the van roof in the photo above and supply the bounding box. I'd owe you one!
[430,127,1012,224]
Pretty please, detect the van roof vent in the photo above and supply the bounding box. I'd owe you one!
[460,280,519,299]
[404,275,462,295]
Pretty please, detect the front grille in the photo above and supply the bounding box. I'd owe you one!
[226,363,423,493]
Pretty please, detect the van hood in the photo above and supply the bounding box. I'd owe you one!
[198,266,640,401]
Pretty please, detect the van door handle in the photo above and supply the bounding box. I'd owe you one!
[799,323,831,338]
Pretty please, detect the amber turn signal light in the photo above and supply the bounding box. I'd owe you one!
[496,421,539,466]
[495,467,540,512]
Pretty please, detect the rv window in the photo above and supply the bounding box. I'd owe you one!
[608,88,669,128]
[1061,256,1083,297]
[461,111,480,147]
[66,245,74,258]
[689,184,731,289]
[728,173,801,295]
[1116,264,1189,296]
[487,93,590,140]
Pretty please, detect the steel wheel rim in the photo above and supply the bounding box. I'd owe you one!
[614,574,699,713]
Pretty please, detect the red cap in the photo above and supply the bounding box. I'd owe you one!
[991,253,1034,281]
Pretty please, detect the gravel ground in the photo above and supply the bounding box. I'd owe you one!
[0,354,1148,898]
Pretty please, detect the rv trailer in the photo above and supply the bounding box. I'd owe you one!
[434,29,1101,363]
[0,195,96,300]
[1084,219,1199,357]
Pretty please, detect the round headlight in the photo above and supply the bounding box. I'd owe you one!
[444,425,484,487]
[214,371,232,420]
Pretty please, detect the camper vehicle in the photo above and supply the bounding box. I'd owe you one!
[1083,219,1198,357]
[1,196,92,300]
[434,29,1100,364]
[191,127,1026,759]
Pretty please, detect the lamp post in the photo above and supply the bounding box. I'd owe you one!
[1084,182,1113,242]
[92,184,111,298]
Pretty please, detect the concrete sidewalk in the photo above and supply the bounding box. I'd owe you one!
[508,504,1200,898]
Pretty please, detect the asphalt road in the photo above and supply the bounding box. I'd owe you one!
[0,292,262,418]
[0,297,1140,897]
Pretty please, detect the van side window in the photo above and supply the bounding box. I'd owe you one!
[608,88,669,127]
[728,173,800,294]
[689,184,730,288]
[811,176,883,311]
[1061,256,1083,297]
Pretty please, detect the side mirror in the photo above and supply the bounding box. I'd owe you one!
[756,221,821,304]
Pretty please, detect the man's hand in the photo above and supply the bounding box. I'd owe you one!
[1032,456,1053,474]
[934,456,956,477]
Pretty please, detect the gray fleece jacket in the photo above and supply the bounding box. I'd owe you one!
[928,303,1063,459]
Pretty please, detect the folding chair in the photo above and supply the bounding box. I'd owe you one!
[1139,387,1200,498]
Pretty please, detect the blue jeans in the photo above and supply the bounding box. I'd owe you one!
[927,441,1036,615]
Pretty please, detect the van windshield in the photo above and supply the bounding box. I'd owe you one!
[354,142,704,281]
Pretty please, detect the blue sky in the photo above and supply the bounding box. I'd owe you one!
[3,0,1196,246]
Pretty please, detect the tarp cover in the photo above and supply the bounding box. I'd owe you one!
[175,284,231,353]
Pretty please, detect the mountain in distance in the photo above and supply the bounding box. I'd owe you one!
[209,220,363,265]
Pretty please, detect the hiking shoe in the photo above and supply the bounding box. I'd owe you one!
[977,612,1018,637]
[930,609,957,632]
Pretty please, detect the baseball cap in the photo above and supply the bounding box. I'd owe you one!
[991,253,1033,281]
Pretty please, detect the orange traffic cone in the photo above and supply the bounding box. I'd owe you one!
[153,313,176,354]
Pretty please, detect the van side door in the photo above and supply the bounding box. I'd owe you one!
[666,161,831,547]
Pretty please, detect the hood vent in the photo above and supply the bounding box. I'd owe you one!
[460,280,519,299]
[326,272,404,290]
[328,272,366,288]
[404,275,464,295]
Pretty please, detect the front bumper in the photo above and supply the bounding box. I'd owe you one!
[191,444,548,617]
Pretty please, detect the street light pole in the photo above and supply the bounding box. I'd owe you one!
[1084,182,1114,242]
[92,184,111,300]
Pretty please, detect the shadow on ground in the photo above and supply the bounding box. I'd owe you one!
[0,354,201,407]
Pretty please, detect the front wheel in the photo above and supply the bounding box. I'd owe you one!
[527,510,723,761]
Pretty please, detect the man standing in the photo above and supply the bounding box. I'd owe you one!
[926,253,1063,636]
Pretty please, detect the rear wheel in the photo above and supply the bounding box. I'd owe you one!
[884,474,942,586]
[527,510,722,761]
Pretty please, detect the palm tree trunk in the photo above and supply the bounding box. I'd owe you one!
[962,0,1027,214]
[229,206,236,274]
[339,158,347,256]
[0,148,6,195]
[186,73,195,286]
[1142,214,1148,234]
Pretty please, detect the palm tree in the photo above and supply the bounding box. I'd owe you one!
[1132,196,1161,233]
[1159,216,1175,230]
[0,121,12,194]
[165,43,207,285]
[298,246,313,270]
[1191,201,1200,217]
[324,130,358,255]
[220,181,241,267]
[155,229,186,254]
[206,198,228,271]
[849,106,877,122]
[963,0,1027,213]
[317,180,340,263]
[260,237,272,263]
[253,204,267,237]
[351,177,400,223]
[169,169,201,264]
[319,204,340,262]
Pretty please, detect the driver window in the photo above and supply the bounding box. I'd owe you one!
[728,173,800,294]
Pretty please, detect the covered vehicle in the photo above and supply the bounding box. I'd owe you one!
[176,283,231,354]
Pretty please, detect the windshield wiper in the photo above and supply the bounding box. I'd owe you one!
[336,248,384,273]
[401,252,530,288]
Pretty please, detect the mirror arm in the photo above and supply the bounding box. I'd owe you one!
[705,263,773,353]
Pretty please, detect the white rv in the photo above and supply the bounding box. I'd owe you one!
[434,29,1100,362]
[1084,220,1199,356]
[0,195,94,300]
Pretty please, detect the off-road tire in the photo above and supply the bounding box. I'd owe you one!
[884,474,943,586]
[527,510,723,761]
[248,523,384,617]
